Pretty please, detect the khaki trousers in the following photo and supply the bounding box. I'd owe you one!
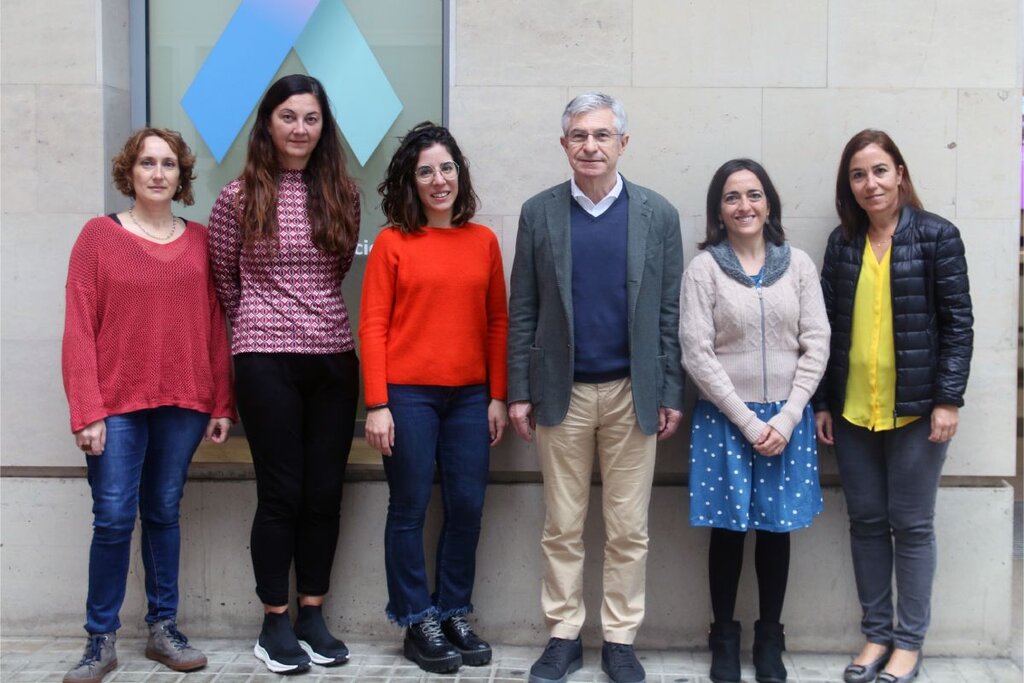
[535,377,657,644]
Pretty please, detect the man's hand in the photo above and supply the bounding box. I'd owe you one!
[508,401,535,442]
[657,407,682,441]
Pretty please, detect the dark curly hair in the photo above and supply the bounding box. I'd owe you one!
[700,158,785,249]
[378,122,478,234]
[111,128,196,205]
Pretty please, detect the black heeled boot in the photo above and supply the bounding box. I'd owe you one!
[753,620,787,682]
[708,620,741,683]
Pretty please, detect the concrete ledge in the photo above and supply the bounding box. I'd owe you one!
[0,478,1013,656]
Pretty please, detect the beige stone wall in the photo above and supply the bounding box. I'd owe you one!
[2,0,132,466]
[451,0,1024,477]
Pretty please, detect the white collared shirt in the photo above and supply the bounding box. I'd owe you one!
[570,173,624,218]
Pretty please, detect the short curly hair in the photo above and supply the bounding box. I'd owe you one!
[111,128,197,206]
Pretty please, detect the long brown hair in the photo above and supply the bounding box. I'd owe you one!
[238,74,358,253]
[835,129,922,240]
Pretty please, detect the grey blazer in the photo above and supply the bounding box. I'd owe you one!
[507,178,684,435]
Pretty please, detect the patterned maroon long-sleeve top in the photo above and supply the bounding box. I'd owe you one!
[208,170,359,355]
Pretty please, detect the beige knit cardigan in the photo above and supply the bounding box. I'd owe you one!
[679,246,830,444]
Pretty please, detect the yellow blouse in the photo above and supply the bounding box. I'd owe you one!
[842,242,920,431]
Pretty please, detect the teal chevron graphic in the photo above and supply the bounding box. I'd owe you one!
[181,0,402,165]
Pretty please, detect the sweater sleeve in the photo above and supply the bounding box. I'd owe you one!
[206,266,236,421]
[358,230,398,406]
[207,183,243,322]
[679,260,766,444]
[485,231,509,400]
[766,253,831,440]
[61,223,108,432]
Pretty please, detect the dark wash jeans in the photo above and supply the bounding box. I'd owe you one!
[234,352,359,607]
[382,384,491,626]
[834,416,948,651]
[84,406,208,634]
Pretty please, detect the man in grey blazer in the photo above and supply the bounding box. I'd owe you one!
[507,92,684,683]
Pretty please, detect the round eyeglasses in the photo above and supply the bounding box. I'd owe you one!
[415,161,459,184]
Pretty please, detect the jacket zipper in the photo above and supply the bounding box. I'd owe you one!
[757,281,768,402]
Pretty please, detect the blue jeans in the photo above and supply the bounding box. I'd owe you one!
[84,406,208,634]
[382,384,491,626]
[834,416,948,651]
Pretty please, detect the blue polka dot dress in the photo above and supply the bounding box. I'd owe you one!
[689,398,823,532]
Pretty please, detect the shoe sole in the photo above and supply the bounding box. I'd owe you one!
[403,639,462,673]
[529,656,582,683]
[145,648,207,672]
[297,639,349,666]
[62,657,117,683]
[253,641,311,675]
[455,645,492,666]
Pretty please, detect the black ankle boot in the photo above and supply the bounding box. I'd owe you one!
[753,620,787,682]
[709,621,741,683]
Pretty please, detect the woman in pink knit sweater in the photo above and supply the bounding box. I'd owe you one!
[680,158,830,683]
[61,128,234,683]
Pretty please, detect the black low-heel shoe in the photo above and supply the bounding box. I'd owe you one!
[877,651,922,683]
[842,645,892,683]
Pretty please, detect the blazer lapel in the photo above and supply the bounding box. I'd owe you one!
[625,179,652,324]
[544,183,574,326]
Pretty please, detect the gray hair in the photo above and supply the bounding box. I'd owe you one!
[561,92,628,135]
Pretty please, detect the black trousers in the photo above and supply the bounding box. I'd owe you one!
[235,352,359,607]
[709,528,790,624]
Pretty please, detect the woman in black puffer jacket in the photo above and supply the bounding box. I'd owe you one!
[815,130,972,683]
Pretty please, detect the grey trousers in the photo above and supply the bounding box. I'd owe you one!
[833,416,948,651]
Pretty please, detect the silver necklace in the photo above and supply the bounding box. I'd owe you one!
[129,206,178,241]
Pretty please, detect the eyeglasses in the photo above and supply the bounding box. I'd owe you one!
[415,161,459,183]
[565,129,623,146]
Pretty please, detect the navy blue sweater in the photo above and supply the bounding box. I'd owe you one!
[570,191,630,383]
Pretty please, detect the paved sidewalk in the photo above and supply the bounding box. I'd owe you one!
[1,637,1020,683]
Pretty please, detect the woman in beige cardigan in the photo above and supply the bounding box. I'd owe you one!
[680,158,830,683]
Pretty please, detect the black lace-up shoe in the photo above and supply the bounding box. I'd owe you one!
[441,614,492,666]
[529,636,583,683]
[601,641,646,683]
[403,615,462,673]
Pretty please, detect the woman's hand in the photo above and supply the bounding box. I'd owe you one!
[205,417,232,444]
[74,419,106,456]
[488,399,508,446]
[815,410,834,445]
[365,407,395,456]
[929,404,959,443]
[754,425,788,456]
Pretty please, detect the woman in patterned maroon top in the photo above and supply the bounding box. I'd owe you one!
[208,74,360,675]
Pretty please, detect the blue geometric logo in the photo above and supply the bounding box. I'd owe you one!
[181,0,402,166]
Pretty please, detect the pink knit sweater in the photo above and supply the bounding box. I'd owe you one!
[680,247,830,442]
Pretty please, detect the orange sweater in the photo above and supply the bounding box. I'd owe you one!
[359,223,508,406]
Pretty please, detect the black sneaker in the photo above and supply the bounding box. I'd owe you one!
[403,615,462,673]
[601,641,646,683]
[253,612,311,675]
[529,636,583,683]
[294,604,349,666]
[441,614,492,666]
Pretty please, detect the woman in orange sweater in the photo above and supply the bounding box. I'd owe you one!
[360,122,508,675]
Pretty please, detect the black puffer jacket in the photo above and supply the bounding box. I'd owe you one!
[815,206,973,417]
